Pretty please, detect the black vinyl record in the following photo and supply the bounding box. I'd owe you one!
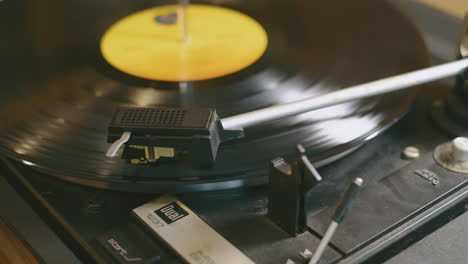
[0,0,429,192]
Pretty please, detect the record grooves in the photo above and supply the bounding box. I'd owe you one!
[0,0,430,192]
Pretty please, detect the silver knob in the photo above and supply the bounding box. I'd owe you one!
[434,136,468,173]
[452,137,468,162]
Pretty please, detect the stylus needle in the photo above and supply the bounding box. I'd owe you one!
[178,0,190,42]
[308,178,363,264]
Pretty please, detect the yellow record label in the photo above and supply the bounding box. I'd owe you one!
[100,5,268,82]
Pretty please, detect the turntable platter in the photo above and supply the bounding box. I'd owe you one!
[0,0,429,192]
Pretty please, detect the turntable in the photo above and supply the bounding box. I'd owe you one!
[0,0,467,263]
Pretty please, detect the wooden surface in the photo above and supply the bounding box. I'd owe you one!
[0,219,39,264]
[416,0,467,18]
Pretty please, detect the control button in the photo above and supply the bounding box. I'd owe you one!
[402,146,420,160]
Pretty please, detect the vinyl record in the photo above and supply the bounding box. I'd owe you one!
[0,0,429,192]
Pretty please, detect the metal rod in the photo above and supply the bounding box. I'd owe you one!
[308,221,338,264]
[221,58,468,130]
[308,178,363,264]
[178,0,189,42]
